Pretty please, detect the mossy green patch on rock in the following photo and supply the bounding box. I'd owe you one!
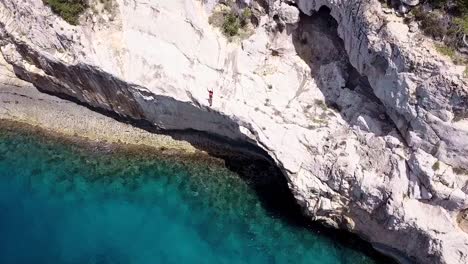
[435,44,456,58]
[209,2,254,41]
[434,43,467,71]
[43,0,88,25]
[222,12,242,37]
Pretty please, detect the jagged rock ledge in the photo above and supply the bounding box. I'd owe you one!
[0,0,467,263]
[0,62,271,163]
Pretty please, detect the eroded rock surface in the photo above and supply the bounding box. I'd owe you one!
[0,0,467,263]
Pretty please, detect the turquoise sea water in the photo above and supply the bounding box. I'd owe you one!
[0,126,389,264]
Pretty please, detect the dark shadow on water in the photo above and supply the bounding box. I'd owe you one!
[220,154,399,264]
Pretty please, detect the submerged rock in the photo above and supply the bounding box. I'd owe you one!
[0,0,467,263]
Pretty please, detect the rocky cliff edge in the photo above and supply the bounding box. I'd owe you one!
[0,0,467,263]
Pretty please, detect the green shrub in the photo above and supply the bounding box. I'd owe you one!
[420,13,446,39]
[435,44,456,58]
[240,8,252,26]
[43,0,87,25]
[409,3,467,71]
[453,15,468,34]
[429,0,468,14]
[428,0,447,9]
[221,8,253,37]
[455,0,468,15]
[209,4,253,40]
[432,161,440,171]
[411,2,468,37]
[223,12,241,37]
[435,44,467,65]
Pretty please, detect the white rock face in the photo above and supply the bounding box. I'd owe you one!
[400,0,420,6]
[0,0,467,263]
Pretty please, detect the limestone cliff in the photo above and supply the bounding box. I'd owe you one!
[0,0,467,263]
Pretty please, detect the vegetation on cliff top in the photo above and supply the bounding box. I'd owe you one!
[209,2,254,41]
[429,0,468,15]
[43,0,87,25]
[411,1,468,42]
[397,0,468,75]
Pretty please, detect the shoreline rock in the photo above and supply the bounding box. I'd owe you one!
[0,81,198,156]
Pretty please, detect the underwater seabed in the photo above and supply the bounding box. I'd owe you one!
[0,124,395,264]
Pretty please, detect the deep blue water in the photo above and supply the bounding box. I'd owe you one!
[0,126,386,264]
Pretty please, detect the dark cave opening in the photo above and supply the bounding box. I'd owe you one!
[292,5,395,136]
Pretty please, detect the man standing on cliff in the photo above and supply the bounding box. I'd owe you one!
[208,89,213,107]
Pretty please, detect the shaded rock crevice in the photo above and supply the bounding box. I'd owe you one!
[293,6,395,137]
[296,0,468,170]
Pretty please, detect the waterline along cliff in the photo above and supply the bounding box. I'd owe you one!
[0,0,467,263]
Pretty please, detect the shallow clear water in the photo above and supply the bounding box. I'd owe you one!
[0,127,385,264]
